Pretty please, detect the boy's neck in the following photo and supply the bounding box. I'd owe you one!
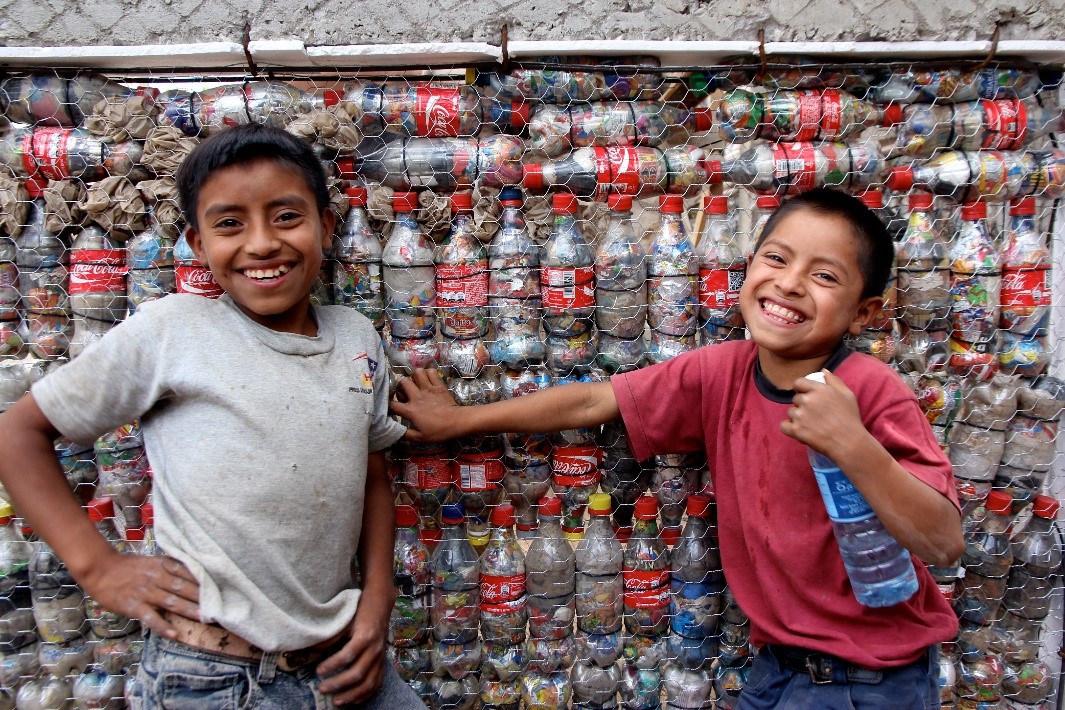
[756,343,844,391]
[232,298,319,337]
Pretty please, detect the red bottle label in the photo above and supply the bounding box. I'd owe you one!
[771,143,819,193]
[455,453,505,492]
[792,90,841,141]
[69,263,128,293]
[541,266,595,309]
[1001,266,1051,308]
[698,265,745,308]
[403,456,454,490]
[480,574,526,604]
[595,145,646,196]
[71,249,126,266]
[982,99,1028,151]
[175,265,225,298]
[436,264,488,307]
[622,568,670,609]
[30,127,74,180]
[417,87,461,137]
[551,445,601,487]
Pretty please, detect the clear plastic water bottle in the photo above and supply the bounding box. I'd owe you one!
[488,187,544,369]
[805,372,919,607]
[391,504,431,648]
[575,493,623,635]
[333,186,384,329]
[541,192,595,338]
[429,503,479,645]
[479,504,527,645]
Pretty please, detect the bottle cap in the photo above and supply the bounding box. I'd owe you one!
[659,194,684,213]
[1010,196,1036,216]
[633,495,658,521]
[141,501,153,527]
[686,494,712,518]
[499,187,523,204]
[704,159,724,185]
[511,100,531,131]
[322,89,342,107]
[450,192,473,213]
[552,192,579,214]
[755,194,782,210]
[985,490,1012,515]
[539,496,562,517]
[24,176,46,199]
[881,103,904,127]
[420,527,442,546]
[661,526,681,547]
[885,166,915,192]
[0,501,13,522]
[587,493,612,516]
[908,193,934,211]
[690,106,714,133]
[857,189,884,209]
[334,156,356,179]
[522,163,545,191]
[440,503,465,524]
[393,192,419,213]
[703,195,729,214]
[125,526,145,542]
[960,201,987,221]
[395,504,419,527]
[607,193,633,212]
[20,525,32,537]
[86,497,116,522]
[1032,494,1060,519]
[491,504,516,527]
[344,186,367,207]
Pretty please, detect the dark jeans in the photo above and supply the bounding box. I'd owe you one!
[128,632,426,710]
[738,645,940,710]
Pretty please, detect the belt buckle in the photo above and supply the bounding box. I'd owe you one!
[805,656,834,685]
[278,649,318,673]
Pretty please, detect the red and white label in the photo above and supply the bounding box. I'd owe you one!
[70,263,128,293]
[403,456,454,490]
[1001,266,1050,308]
[436,264,488,307]
[552,445,601,487]
[455,453,505,492]
[541,266,595,309]
[622,568,670,609]
[597,145,643,196]
[30,127,75,180]
[176,265,225,298]
[480,593,527,617]
[982,99,1028,151]
[71,249,125,266]
[698,265,745,308]
[417,87,461,137]
[480,573,526,604]
[771,143,819,193]
[793,90,842,141]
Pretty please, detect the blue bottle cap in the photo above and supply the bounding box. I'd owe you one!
[441,503,465,524]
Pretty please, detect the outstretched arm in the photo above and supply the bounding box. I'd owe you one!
[390,368,622,443]
[782,371,964,567]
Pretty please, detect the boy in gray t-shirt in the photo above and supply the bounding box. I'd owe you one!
[0,125,423,709]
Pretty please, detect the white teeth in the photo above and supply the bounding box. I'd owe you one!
[763,301,805,323]
[244,265,289,280]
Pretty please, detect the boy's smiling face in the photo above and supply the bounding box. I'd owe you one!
[186,157,335,336]
[740,209,882,378]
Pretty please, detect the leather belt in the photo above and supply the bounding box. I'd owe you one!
[765,644,885,685]
[164,612,347,673]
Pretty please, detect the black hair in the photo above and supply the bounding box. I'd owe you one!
[175,123,330,230]
[753,188,894,300]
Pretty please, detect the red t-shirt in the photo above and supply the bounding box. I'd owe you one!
[612,339,960,669]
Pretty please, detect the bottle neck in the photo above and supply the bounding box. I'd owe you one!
[440,521,466,541]
[632,517,659,538]
[539,514,564,536]
[682,516,710,538]
[488,525,516,545]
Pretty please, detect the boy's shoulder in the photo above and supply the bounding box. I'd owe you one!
[314,304,380,342]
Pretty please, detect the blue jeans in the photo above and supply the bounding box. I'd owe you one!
[738,645,939,710]
[128,632,426,710]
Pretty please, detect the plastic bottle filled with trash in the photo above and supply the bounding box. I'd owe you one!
[126,210,175,315]
[1000,196,1050,337]
[526,101,713,157]
[157,80,325,136]
[895,193,949,330]
[430,503,480,645]
[697,194,744,345]
[716,87,901,143]
[479,504,528,646]
[0,502,35,654]
[488,187,544,369]
[476,58,664,103]
[391,504,431,648]
[526,495,577,633]
[541,192,595,338]
[1002,494,1060,624]
[892,97,1062,157]
[706,140,884,196]
[669,494,723,644]
[623,495,671,637]
[805,372,919,607]
[955,490,1014,625]
[648,194,698,340]
[0,124,150,183]
[867,66,1043,104]
[886,148,1065,202]
[594,193,646,373]
[436,192,489,377]
[0,73,145,127]
[948,200,1000,381]
[333,186,384,329]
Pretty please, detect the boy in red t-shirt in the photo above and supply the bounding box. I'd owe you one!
[393,188,964,709]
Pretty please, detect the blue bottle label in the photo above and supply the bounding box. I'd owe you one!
[813,465,874,523]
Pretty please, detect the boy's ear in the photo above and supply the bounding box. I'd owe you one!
[184,225,208,266]
[320,209,337,251]
[847,295,884,336]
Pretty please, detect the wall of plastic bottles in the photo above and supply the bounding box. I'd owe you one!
[0,55,1063,709]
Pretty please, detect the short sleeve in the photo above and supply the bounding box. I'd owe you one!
[31,303,170,446]
[367,336,405,452]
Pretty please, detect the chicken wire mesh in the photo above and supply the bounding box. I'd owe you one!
[0,56,1062,709]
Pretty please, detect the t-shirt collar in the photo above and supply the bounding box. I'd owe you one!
[754,342,852,404]
[218,294,336,356]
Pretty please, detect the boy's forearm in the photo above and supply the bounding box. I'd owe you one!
[355,452,396,599]
[460,381,621,437]
[0,395,117,582]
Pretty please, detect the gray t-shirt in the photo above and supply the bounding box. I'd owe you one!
[32,294,405,651]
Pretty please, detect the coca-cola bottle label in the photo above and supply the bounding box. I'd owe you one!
[70,263,128,294]
[698,265,745,308]
[456,454,505,492]
[770,142,820,193]
[622,568,670,609]
[981,99,1027,151]
[176,265,225,298]
[541,266,595,309]
[480,574,526,604]
[551,445,601,487]
[1001,266,1050,308]
[72,249,126,266]
[793,90,842,141]
[436,264,489,307]
[416,87,462,138]
[27,127,75,181]
[403,456,454,489]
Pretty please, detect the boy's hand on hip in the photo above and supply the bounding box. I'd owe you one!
[390,367,463,443]
[79,552,200,640]
[316,585,396,704]
[781,370,866,460]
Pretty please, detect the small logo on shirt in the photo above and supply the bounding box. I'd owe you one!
[349,352,375,394]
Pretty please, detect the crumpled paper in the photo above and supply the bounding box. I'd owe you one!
[81,176,147,240]
[327,177,350,223]
[0,176,30,238]
[136,177,183,238]
[86,94,157,142]
[367,183,395,239]
[287,105,363,153]
[42,180,89,233]
[142,126,199,176]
